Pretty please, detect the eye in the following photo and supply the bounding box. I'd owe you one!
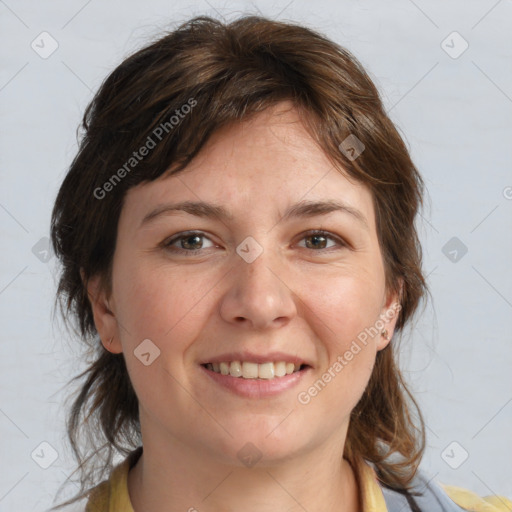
[297,230,346,251]
[162,229,347,256]
[164,231,216,254]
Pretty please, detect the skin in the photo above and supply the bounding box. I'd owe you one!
[87,101,400,512]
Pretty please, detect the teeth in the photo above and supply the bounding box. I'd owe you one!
[242,361,259,379]
[229,361,242,377]
[274,361,287,377]
[259,362,274,379]
[205,361,304,379]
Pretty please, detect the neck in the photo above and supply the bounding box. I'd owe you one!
[127,423,360,512]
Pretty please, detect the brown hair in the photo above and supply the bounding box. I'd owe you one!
[50,14,427,509]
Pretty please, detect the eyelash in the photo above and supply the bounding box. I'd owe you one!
[163,230,347,256]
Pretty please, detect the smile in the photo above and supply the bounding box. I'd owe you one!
[200,361,311,399]
[202,361,307,379]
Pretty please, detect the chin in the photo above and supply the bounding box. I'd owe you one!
[204,421,308,468]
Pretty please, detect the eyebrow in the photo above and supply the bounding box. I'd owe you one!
[140,199,369,230]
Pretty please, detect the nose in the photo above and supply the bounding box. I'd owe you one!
[218,242,297,330]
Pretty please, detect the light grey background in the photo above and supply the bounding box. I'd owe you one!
[1,0,511,510]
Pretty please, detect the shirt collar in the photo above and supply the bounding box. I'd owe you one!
[349,454,389,512]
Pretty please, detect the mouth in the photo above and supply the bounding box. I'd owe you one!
[200,361,311,380]
[199,360,312,398]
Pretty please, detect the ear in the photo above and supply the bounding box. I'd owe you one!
[83,270,123,354]
[376,278,403,351]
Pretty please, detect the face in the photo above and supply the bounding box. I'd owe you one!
[89,101,399,466]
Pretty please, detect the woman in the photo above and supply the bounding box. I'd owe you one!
[50,14,511,512]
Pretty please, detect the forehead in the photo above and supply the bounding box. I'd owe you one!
[121,102,376,230]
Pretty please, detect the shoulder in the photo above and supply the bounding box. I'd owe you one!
[381,469,512,512]
[439,482,512,512]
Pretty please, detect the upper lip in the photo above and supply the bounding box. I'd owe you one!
[199,351,313,367]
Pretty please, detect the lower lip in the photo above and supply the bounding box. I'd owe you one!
[200,365,311,398]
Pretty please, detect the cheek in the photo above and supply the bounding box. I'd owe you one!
[111,261,214,414]
[113,259,209,339]
[301,268,385,347]
[111,257,229,396]
[295,270,384,411]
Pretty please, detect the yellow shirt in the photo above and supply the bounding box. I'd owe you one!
[86,448,512,512]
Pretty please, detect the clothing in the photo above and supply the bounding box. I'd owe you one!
[85,447,511,512]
